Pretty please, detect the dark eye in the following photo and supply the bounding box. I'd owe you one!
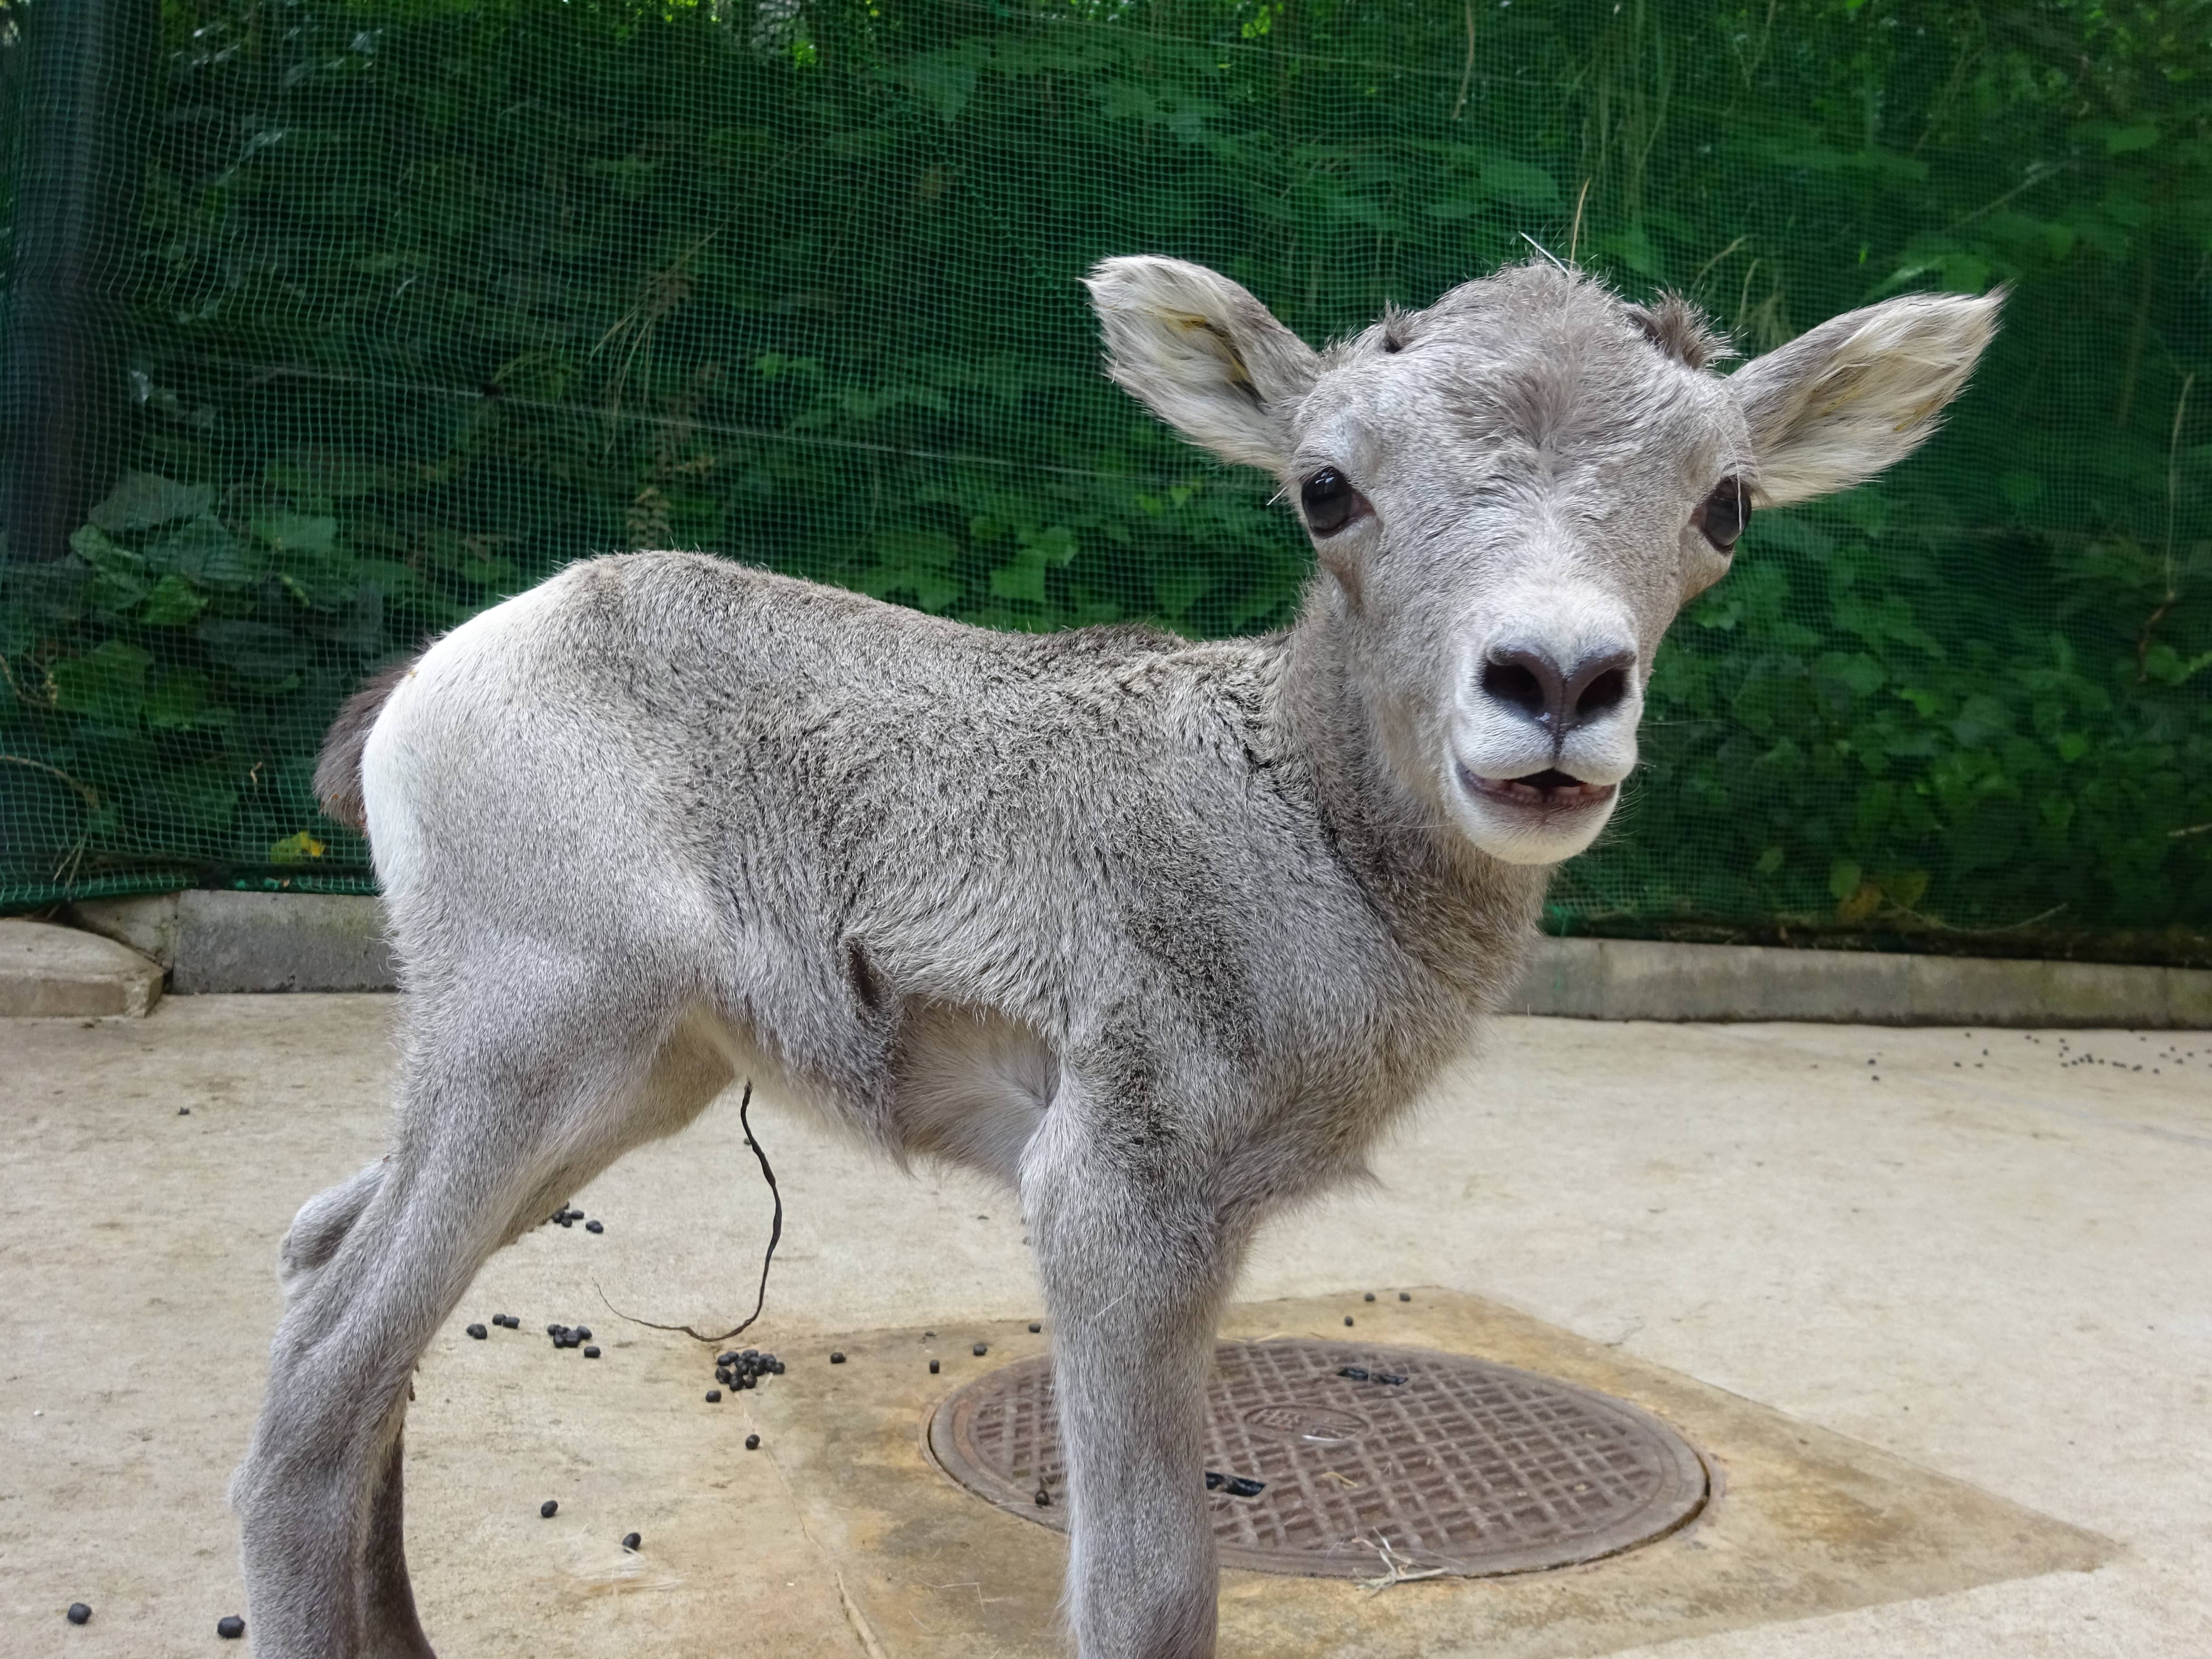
[1300,468,1362,537]
[1694,477,1752,551]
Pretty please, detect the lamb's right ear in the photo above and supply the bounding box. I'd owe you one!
[1085,257,1321,472]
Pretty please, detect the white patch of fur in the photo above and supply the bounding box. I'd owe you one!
[890,1003,1057,1185]
[360,573,576,899]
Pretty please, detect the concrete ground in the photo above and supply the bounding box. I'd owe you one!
[4,996,2208,1656]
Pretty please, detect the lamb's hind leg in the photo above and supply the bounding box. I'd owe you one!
[256,1158,437,1658]
[233,1000,729,1658]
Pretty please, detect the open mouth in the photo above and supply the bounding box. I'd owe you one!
[1459,764,1618,810]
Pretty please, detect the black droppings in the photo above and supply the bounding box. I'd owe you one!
[1343,1316,1354,1326]
[745,1433,761,1450]
[539,1500,558,1518]
[546,1324,563,1337]
[830,1351,845,1364]
[216,1615,246,1639]
[929,1359,940,1373]
[708,1348,784,1397]
[1337,1364,1406,1385]
[573,1326,592,1342]
[1028,1322,1041,1333]
[972,1343,988,1357]
[705,1389,722,1402]
[178,1106,190,1115]
[1398,1292,1411,1302]
[1364,1292,1376,1302]
[622,1532,641,1552]
[466,1323,487,1340]
[585,1219,604,1234]
[1034,1486,1051,1507]
[583,1345,600,1359]
[67,1602,92,1624]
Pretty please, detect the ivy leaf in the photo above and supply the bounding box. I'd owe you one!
[856,527,962,614]
[88,567,151,615]
[989,545,1051,605]
[1828,858,1863,902]
[900,43,987,125]
[1478,157,1556,206]
[156,762,240,832]
[2143,643,2212,686]
[196,620,309,691]
[144,669,228,730]
[1152,564,1208,621]
[70,524,144,575]
[148,516,264,590]
[252,514,340,558]
[88,472,215,533]
[50,641,151,726]
[140,574,209,626]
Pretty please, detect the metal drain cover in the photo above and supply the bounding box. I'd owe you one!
[927,1338,1707,1579]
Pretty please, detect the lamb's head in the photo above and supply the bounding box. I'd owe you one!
[1086,256,1999,866]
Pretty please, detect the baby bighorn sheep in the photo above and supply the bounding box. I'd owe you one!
[237,255,1996,1658]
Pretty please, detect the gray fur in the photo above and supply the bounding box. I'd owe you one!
[235,255,1997,1657]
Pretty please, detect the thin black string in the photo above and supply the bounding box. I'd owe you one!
[595,1080,783,1344]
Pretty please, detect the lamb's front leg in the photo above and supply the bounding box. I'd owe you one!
[1022,1104,1243,1659]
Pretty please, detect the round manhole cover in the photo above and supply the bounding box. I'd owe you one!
[927,1339,1707,1579]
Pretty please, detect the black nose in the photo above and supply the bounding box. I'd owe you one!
[1481,643,1636,733]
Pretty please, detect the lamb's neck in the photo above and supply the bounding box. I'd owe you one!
[1273,597,1547,1001]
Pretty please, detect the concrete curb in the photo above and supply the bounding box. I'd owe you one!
[60,892,2212,1026]
[0,919,164,1017]
[1508,937,2212,1028]
[70,891,396,994]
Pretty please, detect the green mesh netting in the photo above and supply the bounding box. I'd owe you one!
[3,0,2207,960]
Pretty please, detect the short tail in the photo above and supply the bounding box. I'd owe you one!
[314,656,421,832]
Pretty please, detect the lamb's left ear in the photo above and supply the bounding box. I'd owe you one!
[1729,290,2003,507]
[1085,257,1322,472]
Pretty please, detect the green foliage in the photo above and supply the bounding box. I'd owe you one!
[2,0,2208,956]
